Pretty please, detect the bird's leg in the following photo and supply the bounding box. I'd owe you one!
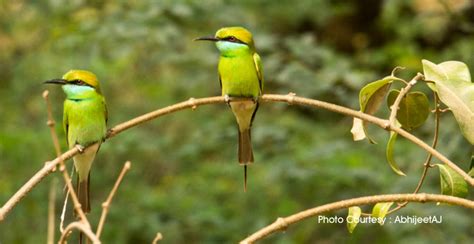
[75,144,85,153]
[105,128,114,139]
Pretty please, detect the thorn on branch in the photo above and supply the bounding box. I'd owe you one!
[276,217,289,231]
[44,161,56,173]
[419,193,427,203]
[188,97,197,110]
[287,92,296,105]
[383,121,392,130]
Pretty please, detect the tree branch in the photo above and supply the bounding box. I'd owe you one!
[261,94,474,186]
[96,161,132,238]
[152,232,163,244]
[387,92,441,214]
[240,193,474,244]
[387,73,424,126]
[1,94,473,221]
[0,96,224,221]
[47,178,57,244]
[58,221,100,244]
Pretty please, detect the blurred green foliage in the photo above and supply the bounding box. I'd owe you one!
[1,0,473,243]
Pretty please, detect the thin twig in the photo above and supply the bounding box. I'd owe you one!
[387,92,441,214]
[60,188,70,233]
[2,94,474,221]
[413,93,441,191]
[47,178,57,244]
[261,94,474,186]
[388,73,424,127]
[390,66,405,77]
[240,193,474,243]
[43,90,60,172]
[60,166,74,233]
[96,161,132,238]
[60,164,91,227]
[152,232,163,244]
[58,221,101,244]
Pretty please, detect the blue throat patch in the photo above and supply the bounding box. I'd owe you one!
[216,41,249,57]
[62,84,96,100]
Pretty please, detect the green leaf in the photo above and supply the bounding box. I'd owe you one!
[468,168,474,178]
[386,131,406,176]
[422,60,474,144]
[347,206,361,234]
[435,164,468,198]
[351,77,393,143]
[371,202,393,225]
[387,90,430,130]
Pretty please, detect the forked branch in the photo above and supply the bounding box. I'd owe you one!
[1,93,473,222]
[96,161,132,238]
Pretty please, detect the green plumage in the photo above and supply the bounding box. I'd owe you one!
[63,94,107,150]
[196,26,264,190]
[218,51,262,99]
[45,70,107,215]
[63,85,107,214]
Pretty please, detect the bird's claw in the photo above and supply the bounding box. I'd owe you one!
[75,144,85,153]
[224,94,231,104]
[105,128,113,139]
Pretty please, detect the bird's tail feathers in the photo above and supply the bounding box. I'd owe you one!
[238,128,254,165]
[239,128,253,192]
[76,173,91,215]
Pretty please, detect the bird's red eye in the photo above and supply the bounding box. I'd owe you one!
[72,79,86,86]
[228,36,236,42]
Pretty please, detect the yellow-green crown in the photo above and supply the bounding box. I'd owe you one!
[216,27,255,49]
[62,70,101,92]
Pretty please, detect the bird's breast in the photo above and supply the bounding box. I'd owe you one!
[218,55,260,98]
[65,98,107,147]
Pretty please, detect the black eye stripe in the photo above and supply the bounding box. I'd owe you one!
[223,36,244,44]
[70,79,90,86]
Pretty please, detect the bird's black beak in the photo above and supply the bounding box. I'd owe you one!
[194,36,219,42]
[44,79,67,85]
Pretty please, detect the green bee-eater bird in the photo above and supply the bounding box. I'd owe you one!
[195,26,264,191]
[45,70,107,214]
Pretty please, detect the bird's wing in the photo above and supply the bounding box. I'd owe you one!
[253,52,264,93]
[103,97,108,125]
[63,101,70,146]
[218,73,222,89]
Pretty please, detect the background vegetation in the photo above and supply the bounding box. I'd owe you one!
[1,0,473,243]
